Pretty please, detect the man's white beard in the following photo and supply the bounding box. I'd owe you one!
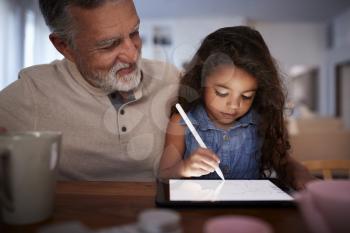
[82,57,142,93]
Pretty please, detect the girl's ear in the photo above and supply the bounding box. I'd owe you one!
[49,33,76,62]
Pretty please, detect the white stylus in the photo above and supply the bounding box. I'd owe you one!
[175,103,225,180]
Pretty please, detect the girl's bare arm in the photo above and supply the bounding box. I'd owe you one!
[158,114,220,179]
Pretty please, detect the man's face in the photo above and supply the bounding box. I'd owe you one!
[68,0,142,93]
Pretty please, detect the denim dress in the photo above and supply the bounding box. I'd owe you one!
[180,104,262,179]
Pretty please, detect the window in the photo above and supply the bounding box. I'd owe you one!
[0,0,62,90]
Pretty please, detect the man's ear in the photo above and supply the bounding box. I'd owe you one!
[49,33,76,62]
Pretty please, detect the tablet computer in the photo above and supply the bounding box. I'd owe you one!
[155,179,295,207]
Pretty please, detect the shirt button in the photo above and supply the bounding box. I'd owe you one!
[120,109,125,115]
[223,134,230,141]
[121,126,127,132]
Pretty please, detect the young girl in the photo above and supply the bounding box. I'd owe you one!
[159,26,313,190]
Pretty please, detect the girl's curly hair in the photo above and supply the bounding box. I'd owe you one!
[174,26,290,180]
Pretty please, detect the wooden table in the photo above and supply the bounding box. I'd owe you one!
[1,181,311,233]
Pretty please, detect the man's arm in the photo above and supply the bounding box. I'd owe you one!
[0,73,36,131]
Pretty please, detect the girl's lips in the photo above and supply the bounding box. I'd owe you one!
[221,112,237,119]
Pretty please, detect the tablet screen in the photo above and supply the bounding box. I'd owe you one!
[169,179,293,202]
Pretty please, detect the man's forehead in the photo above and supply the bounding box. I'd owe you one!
[69,0,139,33]
[68,0,136,19]
[70,0,130,8]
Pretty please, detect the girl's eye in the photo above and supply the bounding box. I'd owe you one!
[215,90,229,97]
[242,95,254,100]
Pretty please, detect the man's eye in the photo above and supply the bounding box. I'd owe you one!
[101,44,114,50]
[215,90,228,97]
[99,40,121,50]
[130,30,139,38]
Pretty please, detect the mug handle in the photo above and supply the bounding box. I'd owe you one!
[0,149,14,212]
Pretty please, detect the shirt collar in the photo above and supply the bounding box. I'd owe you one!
[236,107,258,126]
[185,104,258,131]
[66,59,110,96]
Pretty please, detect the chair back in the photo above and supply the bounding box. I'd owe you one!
[302,160,350,179]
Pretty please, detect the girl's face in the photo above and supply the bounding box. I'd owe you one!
[203,65,258,129]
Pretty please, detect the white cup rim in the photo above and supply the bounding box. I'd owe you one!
[0,131,62,140]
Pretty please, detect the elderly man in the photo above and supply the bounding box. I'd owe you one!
[0,0,180,181]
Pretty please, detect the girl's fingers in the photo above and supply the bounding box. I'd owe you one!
[191,168,211,177]
[196,148,220,163]
[192,150,220,169]
[183,148,221,177]
[192,160,215,173]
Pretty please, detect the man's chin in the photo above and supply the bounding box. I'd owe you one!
[113,76,141,92]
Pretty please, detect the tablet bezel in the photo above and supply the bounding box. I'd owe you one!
[155,178,295,207]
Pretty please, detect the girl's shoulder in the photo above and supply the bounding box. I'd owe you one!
[167,113,186,136]
[170,113,182,123]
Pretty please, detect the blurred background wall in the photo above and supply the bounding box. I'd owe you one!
[1,0,350,128]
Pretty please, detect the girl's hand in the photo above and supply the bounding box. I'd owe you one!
[182,147,220,177]
[284,155,316,190]
[292,167,317,190]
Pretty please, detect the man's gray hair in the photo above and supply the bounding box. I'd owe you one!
[39,0,120,48]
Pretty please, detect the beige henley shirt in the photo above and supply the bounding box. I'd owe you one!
[0,58,180,181]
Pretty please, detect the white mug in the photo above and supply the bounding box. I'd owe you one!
[0,131,62,225]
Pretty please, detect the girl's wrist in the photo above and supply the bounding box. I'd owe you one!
[179,160,190,178]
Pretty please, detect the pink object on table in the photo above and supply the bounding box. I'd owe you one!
[294,180,350,233]
[204,215,273,233]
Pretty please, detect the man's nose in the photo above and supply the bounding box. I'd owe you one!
[119,38,139,63]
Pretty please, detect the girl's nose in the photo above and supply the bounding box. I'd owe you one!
[227,96,240,109]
